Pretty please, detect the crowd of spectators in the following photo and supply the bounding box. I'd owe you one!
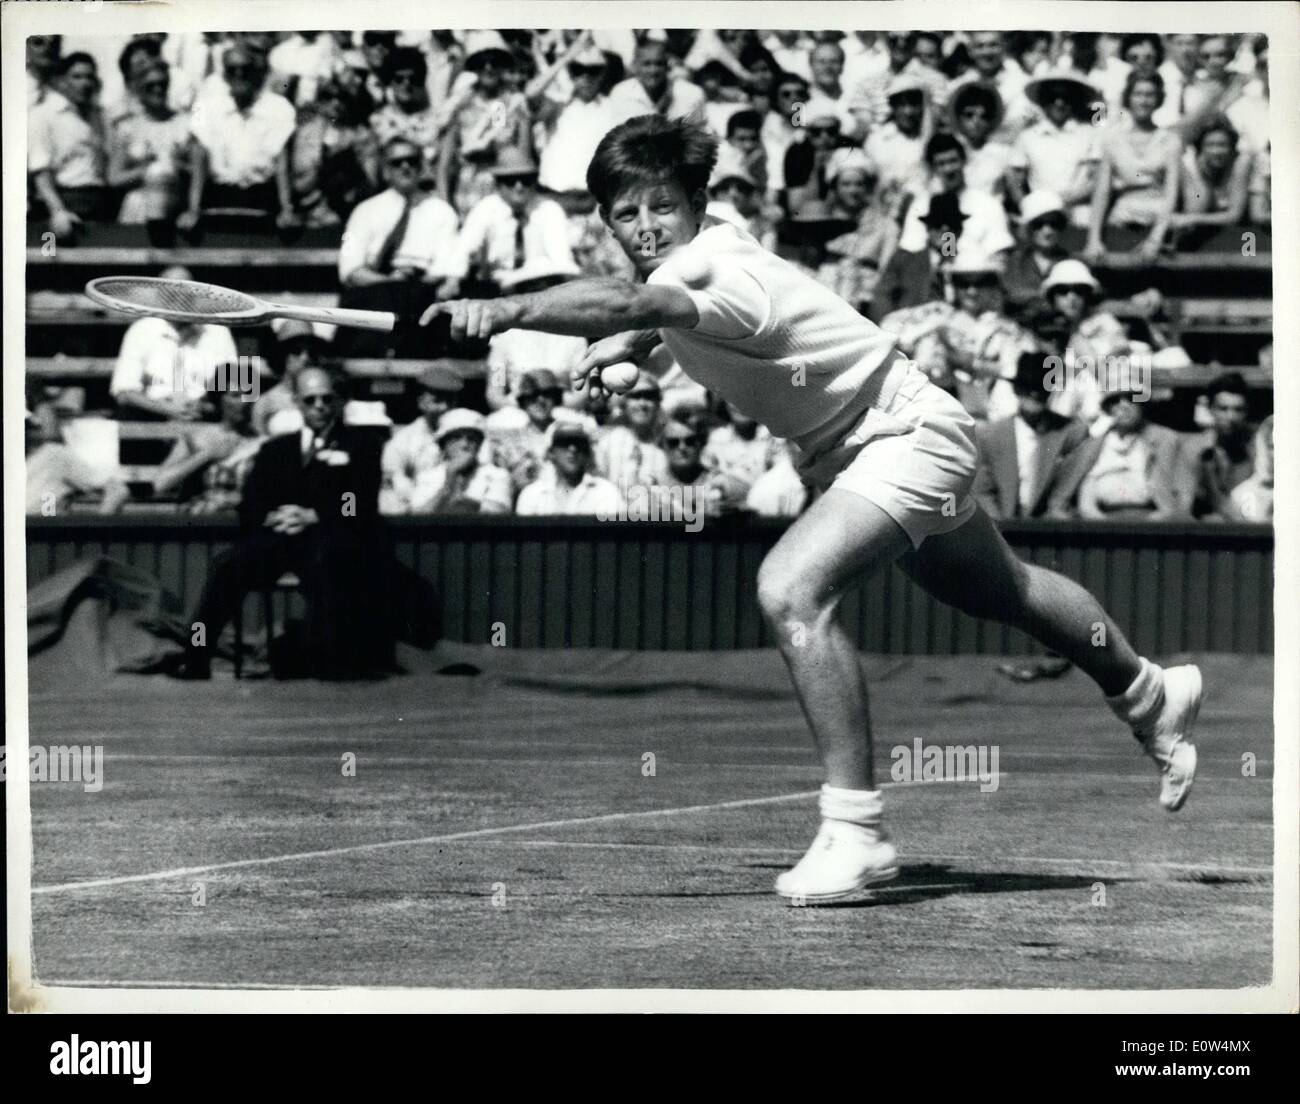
[27,28,1274,524]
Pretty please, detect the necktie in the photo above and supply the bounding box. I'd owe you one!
[375,197,413,275]
[303,435,324,467]
[513,215,526,269]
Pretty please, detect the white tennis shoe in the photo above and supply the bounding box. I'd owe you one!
[1134,664,1203,812]
[775,819,899,905]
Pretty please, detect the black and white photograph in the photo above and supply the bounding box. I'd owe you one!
[5,0,1296,1017]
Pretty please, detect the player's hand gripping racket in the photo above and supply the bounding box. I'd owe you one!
[84,276,397,333]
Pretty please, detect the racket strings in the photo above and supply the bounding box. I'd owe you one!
[90,278,259,316]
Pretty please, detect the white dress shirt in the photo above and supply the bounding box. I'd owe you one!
[110,317,238,401]
[538,96,622,193]
[457,194,576,282]
[608,77,706,123]
[189,86,296,185]
[338,188,465,283]
[516,469,623,516]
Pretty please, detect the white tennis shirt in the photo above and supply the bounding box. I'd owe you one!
[646,217,904,454]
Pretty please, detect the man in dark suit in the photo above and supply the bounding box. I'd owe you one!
[867,190,965,321]
[971,351,1090,519]
[171,365,387,679]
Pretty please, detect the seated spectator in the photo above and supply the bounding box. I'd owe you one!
[948,31,1038,143]
[458,148,578,288]
[110,268,239,421]
[659,416,747,517]
[804,40,862,140]
[169,365,388,680]
[107,58,191,225]
[1225,414,1273,523]
[869,190,965,319]
[782,110,845,207]
[764,71,810,194]
[1003,190,1071,321]
[411,409,513,515]
[1062,388,1190,519]
[380,364,463,515]
[285,77,379,227]
[850,31,948,132]
[532,37,620,204]
[438,31,531,216]
[608,38,705,124]
[490,368,564,495]
[29,52,112,238]
[485,264,588,411]
[27,32,61,109]
[337,136,464,352]
[971,352,1091,519]
[694,59,748,139]
[821,149,898,311]
[178,44,297,233]
[704,400,784,496]
[25,400,129,517]
[706,165,776,250]
[1008,72,1102,228]
[153,377,265,514]
[1189,372,1258,520]
[1040,259,1127,425]
[744,440,809,518]
[369,47,441,175]
[1084,71,1181,264]
[1172,116,1252,247]
[949,81,1013,199]
[250,320,331,435]
[267,31,338,107]
[594,373,670,491]
[516,422,622,516]
[716,108,769,192]
[898,132,1015,264]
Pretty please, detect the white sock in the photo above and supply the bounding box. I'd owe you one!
[818,784,883,826]
[1106,657,1165,729]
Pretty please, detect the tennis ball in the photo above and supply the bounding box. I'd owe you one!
[600,362,641,394]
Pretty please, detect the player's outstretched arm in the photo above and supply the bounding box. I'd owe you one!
[419,278,699,344]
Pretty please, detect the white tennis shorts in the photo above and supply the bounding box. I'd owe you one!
[798,361,980,549]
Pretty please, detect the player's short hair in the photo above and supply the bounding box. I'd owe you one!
[1122,69,1166,109]
[587,113,719,211]
[726,109,764,137]
[924,131,966,165]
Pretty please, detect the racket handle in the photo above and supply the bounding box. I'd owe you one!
[268,304,397,332]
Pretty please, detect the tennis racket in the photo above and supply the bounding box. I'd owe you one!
[84,276,396,332]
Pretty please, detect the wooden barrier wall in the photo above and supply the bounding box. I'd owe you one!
[25,516,1274,655]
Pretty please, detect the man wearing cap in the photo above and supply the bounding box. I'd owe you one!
[516,422,622,516]
[1008,72,1102,227]
[457,147,577,289]
[869,189,966,319]
[410,408,512,514]
[1003,190,1071,321]
[110,266,239,421]
[1060,387,1190,520]
[898,132,1015,263]
[972,351,1091,519]
[380,363,463,514]
[422,113,1205,904]
[337,135,465,349]
[608,38,705,124]
[490,368,565,495]
[1040,258,1127,425]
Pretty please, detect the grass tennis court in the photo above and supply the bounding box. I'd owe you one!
[27,652,1271,990]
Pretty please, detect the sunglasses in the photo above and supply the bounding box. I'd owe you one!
[1053,285,1092,296]
[1030,215,1066,231]
[809,126,839,136]
[387,155,421,169]
[568,64,604,77]
[497,175,536,188]
[777,88,805,98]
[553,439,591,452]
[442,430,481,445]
[301,393,338,406]
[664,435,700,448]
[140,81,168,92]
[954,276,998,289]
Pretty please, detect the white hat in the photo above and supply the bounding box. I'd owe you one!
[1023,70,1102,110]
[950,249,1005,276]
[571,46,607,68]
[435,407,488,443]
[463,30,513,69]
[886,72,927,100]
[1041,258,1101,295]
[1020,190,1066,226]
[826,148,878,184]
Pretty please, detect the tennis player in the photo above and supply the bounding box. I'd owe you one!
[422,114,1202,905]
